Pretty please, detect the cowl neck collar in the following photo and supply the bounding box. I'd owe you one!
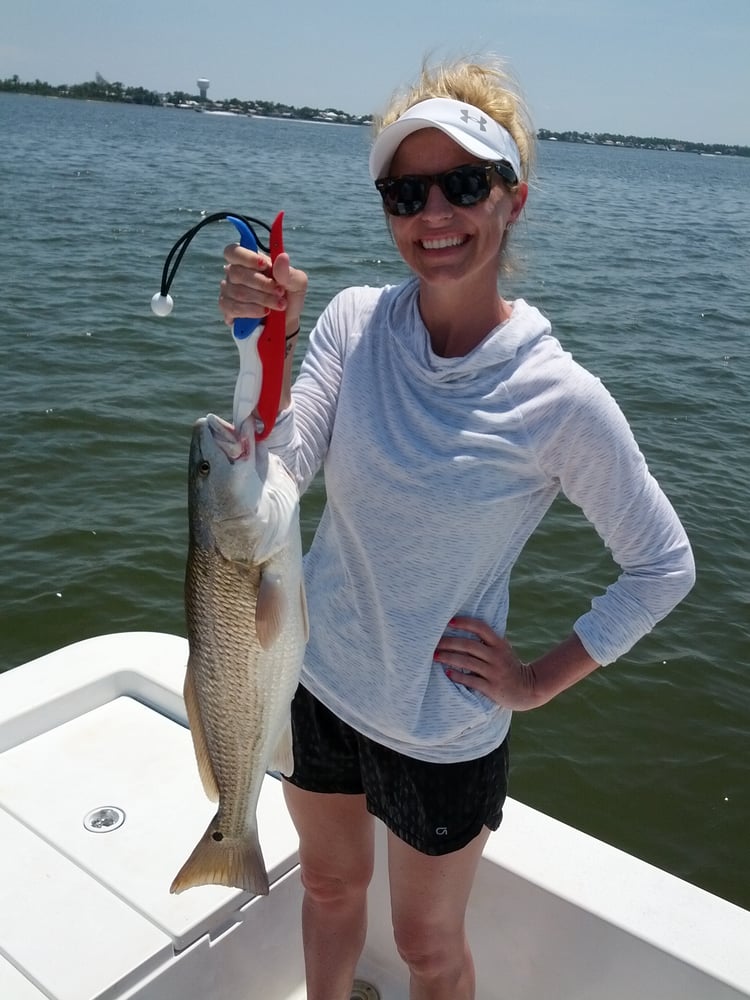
[382,277,551,383]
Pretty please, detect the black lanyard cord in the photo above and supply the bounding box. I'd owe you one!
[156,212,272,298]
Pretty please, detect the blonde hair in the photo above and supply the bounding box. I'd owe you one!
[375,57,535,184]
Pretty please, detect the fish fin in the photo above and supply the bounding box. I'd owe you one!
[170,818,269,896]
[269,720,295,776]
[255,570,286,650]
[299,579,310,642]
[184,664,219,802]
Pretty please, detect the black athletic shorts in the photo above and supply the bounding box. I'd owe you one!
[285,683,510,856]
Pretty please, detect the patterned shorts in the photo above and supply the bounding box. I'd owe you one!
[285,683,510,856]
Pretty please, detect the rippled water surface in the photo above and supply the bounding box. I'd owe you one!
[1,94,748,908]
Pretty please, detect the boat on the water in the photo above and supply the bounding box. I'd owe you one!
[1,632,748,1000]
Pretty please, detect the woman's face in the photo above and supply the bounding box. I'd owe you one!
[386,128,527,291]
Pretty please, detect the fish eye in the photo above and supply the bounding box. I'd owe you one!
[198,460,210,476]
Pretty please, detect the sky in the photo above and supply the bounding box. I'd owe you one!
[2,0,749,146]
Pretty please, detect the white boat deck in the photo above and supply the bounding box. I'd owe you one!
[0,632,748,1000]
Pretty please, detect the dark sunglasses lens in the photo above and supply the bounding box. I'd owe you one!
[383,177,427,216]
[442,166,490,205]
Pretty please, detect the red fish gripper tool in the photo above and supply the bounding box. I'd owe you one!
[227,211,286,441]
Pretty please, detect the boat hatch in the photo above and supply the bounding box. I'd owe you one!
[0,633,300,1000]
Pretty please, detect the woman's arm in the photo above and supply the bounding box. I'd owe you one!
[435,368,695,710]
[434,623,600,711]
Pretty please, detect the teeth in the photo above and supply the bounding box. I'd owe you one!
[421,236,465,250]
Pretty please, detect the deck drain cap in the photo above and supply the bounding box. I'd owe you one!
[83,806,126,833]
[351,981,380,1000]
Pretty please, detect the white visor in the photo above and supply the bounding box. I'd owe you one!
[369,97,522,181]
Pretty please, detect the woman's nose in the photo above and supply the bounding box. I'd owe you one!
[421,179,454,219]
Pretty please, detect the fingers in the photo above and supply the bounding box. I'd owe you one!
[433,617,521,700]
[433,615,539,709]
[271,252,309,295]
[447,615,499,645]
[433,633,496,687]
[219,275,278,324]
[219,244,308,326]
[223,242,270,270]
[219,244,277,325]
[271,252,292,288]
[435,634,492,663]
[434,617,507,667]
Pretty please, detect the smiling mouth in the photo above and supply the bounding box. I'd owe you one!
[420,235,468,250]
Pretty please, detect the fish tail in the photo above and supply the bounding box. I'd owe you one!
[170,819,269,896]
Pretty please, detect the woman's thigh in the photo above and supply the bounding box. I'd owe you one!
[387,825,491,943]
[283,782,375,894]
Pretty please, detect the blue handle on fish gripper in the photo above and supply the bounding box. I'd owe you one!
[226,215,261,341]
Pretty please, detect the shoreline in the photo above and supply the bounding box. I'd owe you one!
[0,88,744,154]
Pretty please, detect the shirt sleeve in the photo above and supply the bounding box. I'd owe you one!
[534,366,695,665]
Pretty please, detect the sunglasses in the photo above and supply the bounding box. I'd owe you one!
[374,161,518,217]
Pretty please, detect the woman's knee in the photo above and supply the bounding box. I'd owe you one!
[300,856,374,908]
[392,915,467,979]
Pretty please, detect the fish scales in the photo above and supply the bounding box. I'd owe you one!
[187,547,297,815]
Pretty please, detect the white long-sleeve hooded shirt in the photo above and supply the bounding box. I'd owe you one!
[269,277,695,763]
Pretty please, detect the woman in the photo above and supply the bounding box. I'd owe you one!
[219,59,695,1000]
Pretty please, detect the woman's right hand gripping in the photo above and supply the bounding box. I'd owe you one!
[219,242,309,335]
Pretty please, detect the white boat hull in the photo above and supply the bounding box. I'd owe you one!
[0,633,748,999]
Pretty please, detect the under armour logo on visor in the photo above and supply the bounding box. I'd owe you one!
[460,109,487,132]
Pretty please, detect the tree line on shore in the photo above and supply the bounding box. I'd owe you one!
[538,128,745,158]
[0,74,371,126]
[2,74,747,157]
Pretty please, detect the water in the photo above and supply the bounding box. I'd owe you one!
[1,94,748,910]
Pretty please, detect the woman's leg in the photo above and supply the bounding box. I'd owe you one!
[283,782,375,1000]
[388,826,491,1000]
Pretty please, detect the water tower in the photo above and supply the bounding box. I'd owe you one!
[197,78,210,101]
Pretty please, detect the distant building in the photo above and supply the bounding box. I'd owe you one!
[197,78,210,100]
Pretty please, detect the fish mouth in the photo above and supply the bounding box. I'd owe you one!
[203,414,252,462]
